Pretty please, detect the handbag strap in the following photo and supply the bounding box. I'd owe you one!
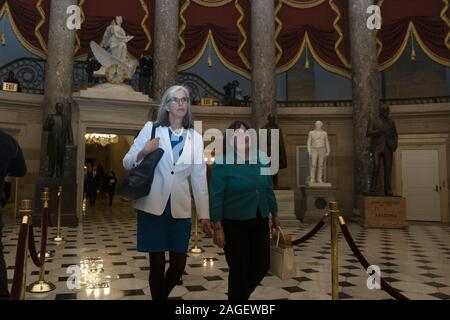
[275,226,286,248]
[151,123,158,140]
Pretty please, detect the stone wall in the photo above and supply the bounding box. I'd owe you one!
[1,92,449,221]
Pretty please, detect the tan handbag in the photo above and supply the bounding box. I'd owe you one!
[270,227,297,280]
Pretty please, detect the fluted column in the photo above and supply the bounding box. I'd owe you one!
[251,0,277,129]
[152,0,180,102]
[349,0,381,213]
[39,0,77,175]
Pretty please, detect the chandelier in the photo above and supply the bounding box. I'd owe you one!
[85,134,118,147]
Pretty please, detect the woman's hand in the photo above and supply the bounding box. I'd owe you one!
[272,214,281,230]
[143,137,160,155]
[200,219,213,237]
[213,229,225,249]
[137,137,160,161]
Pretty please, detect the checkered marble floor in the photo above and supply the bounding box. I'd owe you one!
[2,197,450,300]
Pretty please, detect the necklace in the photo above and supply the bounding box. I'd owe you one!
[170,127,184,136]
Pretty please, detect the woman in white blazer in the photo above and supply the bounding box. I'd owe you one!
[123,85,212,300]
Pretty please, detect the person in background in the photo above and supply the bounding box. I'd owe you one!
[1,177,11,208]
[86,164,99,206]
[0,130,27,299]
[123,85,212,300]
[107,171,117,207]
[139,50,153,95]
[96,164,105,188]
[231,80,243,105]
[86,52,101,83]
[209,120,280,300]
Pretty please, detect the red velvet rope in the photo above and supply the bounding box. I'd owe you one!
[9,222,29,300]
[28,206,49,268]
[292,219,326,246]
[339,222,409,300]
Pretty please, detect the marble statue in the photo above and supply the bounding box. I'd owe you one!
[366,103,398,196]
[307,121,331,186]
[90,16,137,80]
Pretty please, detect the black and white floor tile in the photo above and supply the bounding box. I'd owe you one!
[2,198,450,300]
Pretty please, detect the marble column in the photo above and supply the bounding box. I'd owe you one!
[43,0,77,117]
[251,0,277,129]
[39,0,77,176]
[348,0,381,213]
[152,0,180,104]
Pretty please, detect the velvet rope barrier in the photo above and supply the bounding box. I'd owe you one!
[9,217,30,300]
[338,218,409,300]
[28,205,49,268]
[292,214,328,246]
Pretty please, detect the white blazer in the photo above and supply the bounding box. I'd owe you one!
[123,121,210,220]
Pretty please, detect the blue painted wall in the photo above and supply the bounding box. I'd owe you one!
[0,15,38,67]
[184,39,288,101]
[2,15,449,98]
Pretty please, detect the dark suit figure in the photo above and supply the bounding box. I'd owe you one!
[139,51,153,95]
[43,103,73,177]
[87,53,101,84]
[107,171,117,207]
[0,130,27,299]
[86,166,100,206]
[366,104,398,196]
[262,114,288,188]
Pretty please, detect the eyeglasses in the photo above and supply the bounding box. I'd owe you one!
[169,97,188,105]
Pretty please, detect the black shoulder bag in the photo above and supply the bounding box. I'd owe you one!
[116,125,164,201]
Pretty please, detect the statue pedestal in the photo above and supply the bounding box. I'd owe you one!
[63,145,77,178]
[74,83,151,102]
[361,196,407,228]
[34,177,78,227]
[300,186,336,223]
[307,181,332,188]
[274,189,300,226]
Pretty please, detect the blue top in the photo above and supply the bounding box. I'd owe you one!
[168,128,187,163]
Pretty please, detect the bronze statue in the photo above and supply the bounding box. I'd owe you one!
[262,114,287,188]
[139,50,153,95]
[366,103,398,196]
[43,103,74,177]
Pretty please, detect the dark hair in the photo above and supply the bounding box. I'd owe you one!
[223,120,252,154]
[227,120,251,131]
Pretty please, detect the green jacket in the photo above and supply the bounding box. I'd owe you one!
[209,152,278,221]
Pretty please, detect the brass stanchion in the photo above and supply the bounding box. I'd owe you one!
[329,201,339,300]
[26,188,56,293]
[18,199,32,300]
[14,178,19,219]
[82,192,87,216]
[189,212,204,254]
[53,186,64,242]
[37,251,53,259]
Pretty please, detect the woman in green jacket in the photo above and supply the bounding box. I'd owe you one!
[209,120,281,300]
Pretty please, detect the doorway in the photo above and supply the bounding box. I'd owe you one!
[394,134,449,222]
[401,149,441,221]
[82,129,138,214]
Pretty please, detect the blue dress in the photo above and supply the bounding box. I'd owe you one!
[136,129,192,254]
